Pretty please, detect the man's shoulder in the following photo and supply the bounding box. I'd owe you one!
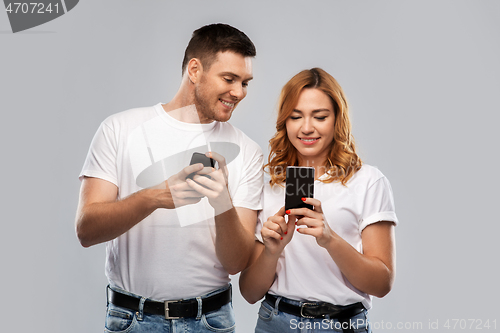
[102,104,160,128]
[219,122,262,155]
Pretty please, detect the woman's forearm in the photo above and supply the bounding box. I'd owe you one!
[239,242,280,304]
[324,222,396,298]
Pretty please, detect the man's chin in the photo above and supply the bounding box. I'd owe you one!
[215,111,233,122]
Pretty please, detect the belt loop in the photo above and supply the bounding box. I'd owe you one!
[106,285,110,306]
[273,296,282,315]
[196,297,203,320]
[340,318,354,333]
[137,297,146,321]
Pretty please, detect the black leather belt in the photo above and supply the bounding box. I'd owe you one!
[108,286,231,319]
[265,293,365,320]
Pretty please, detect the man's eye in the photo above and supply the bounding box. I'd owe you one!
[224,78,234,83]
[242,82,249,87]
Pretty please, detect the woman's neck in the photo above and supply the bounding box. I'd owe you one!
[297,157,328,180]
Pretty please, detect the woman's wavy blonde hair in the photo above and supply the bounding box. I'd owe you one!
[266,68,362,186]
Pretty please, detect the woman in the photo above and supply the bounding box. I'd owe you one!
[239,68,398,333]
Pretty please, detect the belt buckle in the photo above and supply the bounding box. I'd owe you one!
[164,300,181,320]
[300,302,317,319]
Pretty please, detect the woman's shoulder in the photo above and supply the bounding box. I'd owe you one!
[349,164,387,187]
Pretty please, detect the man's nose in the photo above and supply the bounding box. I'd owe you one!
[230,84,245,100]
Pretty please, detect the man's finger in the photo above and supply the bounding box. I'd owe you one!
[207,152,228,180]
[175,189,205,199]
[174,197,202,207]
[186,178,214,197]
[195,166,215,176]
[207,151,226,167]
[180,163,204,178]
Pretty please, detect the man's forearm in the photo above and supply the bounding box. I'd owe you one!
[214,207,255,275]
[76,189,159,247]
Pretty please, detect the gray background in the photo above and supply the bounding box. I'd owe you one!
[1,1,499,332]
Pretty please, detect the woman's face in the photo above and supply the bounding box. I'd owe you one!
[286,88,336,165]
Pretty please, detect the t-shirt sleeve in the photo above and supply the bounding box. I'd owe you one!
[254,191,265,243]
[359,176,398,232]
[231,144,264,211]
[79,120,118,186]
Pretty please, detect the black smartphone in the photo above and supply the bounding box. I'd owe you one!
[190,152,215,168]
[285,166,315,211]
[188,152,215,179]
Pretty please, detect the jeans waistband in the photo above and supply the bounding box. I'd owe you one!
[265,293,365,320]
[107,284,232,319]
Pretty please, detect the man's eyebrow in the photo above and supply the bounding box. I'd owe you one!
[220,72,253,81]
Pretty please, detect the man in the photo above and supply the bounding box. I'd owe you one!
[76,23,263,332]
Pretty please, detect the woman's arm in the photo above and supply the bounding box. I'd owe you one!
[324,221,395,297]
[293,198,396,298]
[239,206,296,304]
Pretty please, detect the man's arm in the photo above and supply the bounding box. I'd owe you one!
[76,177,158,247]
[76,163,205,247]
[213,207,257,275]
[186,152,260,274]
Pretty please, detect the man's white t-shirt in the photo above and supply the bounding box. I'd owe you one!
[80,103,263,300]
[256,165,398,310]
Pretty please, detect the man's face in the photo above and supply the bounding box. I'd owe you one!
[194,51,253,123]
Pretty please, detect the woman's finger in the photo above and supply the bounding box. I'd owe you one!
[301,197,323,214]
[261,226,282,241]
[296,216,323,228]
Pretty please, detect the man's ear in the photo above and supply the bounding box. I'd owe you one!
[187,58,202,84]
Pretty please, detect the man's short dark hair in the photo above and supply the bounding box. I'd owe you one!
[182,23,256,74]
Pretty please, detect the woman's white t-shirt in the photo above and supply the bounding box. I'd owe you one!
[256,165,398,310]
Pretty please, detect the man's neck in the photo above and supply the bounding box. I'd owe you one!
[162,103,211,124]
[161,80,213,124]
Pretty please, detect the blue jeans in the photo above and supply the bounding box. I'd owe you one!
[255,296,372,333]
[104,285,235,333]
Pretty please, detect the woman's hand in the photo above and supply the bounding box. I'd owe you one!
[261,206,296,256]
[240,207,296,304]
[289,197,336,248]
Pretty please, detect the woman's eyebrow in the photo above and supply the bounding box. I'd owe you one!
[292,109,331,113]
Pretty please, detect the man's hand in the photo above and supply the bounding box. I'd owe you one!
[152,163,206,209]
[185,152,233,214]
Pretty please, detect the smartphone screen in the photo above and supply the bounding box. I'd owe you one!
[285,166,314,211]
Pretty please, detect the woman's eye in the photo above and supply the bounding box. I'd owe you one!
[290,116,301,120]
[315,117,327,120]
